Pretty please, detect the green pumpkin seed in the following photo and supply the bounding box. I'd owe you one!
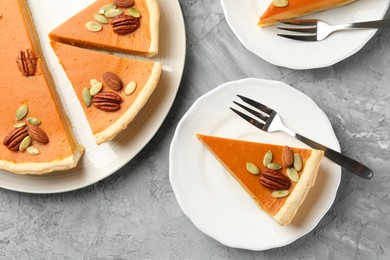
[272,190,289,198]
[125,81,137,95]
[272,0,289,8]
[94,14,109,24]
[287,167,299,182]
[16,104,28,120]
[263,150,272,166]
[19,136,31,152]
[99,4,116,14]
[127,7,141,18]
[246,162,260,175]
[13,122,26,128]
[27,117,41,126]
[90,82,103,96]
[293,153,303,172]
[86,21,103,32]
[82,88,92,107]
[26,146,40,155]
[267,162,282,170]
[105,8,123,18]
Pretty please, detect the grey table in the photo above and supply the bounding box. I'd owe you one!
[1,1,389,259]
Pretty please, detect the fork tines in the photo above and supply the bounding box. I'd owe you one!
[230,95,276,131]
[277,19,317,41]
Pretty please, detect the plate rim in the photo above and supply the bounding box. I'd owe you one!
[221,0,390,69]
[169,78,341,250]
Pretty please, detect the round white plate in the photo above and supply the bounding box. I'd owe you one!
[0,0,186,193]
[221,0,390,69]
[170,78,341,250]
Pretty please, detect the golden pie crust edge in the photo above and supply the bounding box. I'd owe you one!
[146,0,160,57]
[273,149,324,225]
[94,62,163,144]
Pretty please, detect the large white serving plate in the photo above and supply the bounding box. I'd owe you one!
[221,0,390,69]
[170,78,341,250]
[0,0,186,193]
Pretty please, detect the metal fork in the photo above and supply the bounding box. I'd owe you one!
[230,95,373,179]
[277,18,390,41]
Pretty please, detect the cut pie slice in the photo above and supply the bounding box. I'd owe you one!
[258,0,356,27]
[196,134,324,225]
[49,0,159,57]
[50,41,162,144]
[0,0,84,175]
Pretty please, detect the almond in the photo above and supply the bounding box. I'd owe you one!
[282,146,294,167]
[27,125,49,144]
[103,71,123,91]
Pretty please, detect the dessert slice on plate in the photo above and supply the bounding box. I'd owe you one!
[0,0,84,175]
[49,0,159,57]
[196,134,324,225]
[50,41,162,144]
[258,0,357,27]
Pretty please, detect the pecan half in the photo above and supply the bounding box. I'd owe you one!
[103,71,123,91]
[3,126,28,151]
[27,125,49,144]
[260,169,291,190]
[16,49,37,77]
[110,14,140,35]
[113,0,134,8]
[282,146,294,167]
[92,91,122,112]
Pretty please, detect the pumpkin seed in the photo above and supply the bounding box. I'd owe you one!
[13,122,26,128]
[19,136,31,152]
[90,82,103,96]
[125,81,137,95]
[16,104,28,120]
[26,146,40,155]
[99,4,116,14]
[94,14,109,24]
[272,0,288,7]
[293,153,303,172]
[86,21,103,32]
[82,88,92,107]
[267,162,282,170]
[127,7,141,18]
[246,162,260,175]
[272,190,289,198]
[287,167,299,182]
[27,117,41,126]
[263,150,272,166]
[105,8,123,18]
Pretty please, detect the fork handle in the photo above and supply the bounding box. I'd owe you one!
[345,19,390,29]
[295,134,373,179]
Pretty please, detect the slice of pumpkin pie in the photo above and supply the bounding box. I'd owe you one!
[0,0,84,175]
[50,41,162,144]
[196,134,324,225]
[49,0,159,57]
[258,0,356,27]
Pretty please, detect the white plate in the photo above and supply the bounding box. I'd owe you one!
[221,0,390,69]
[0,0,186,194]
[169,78,341,250]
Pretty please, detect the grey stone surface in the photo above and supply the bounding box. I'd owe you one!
[1,0,390,259]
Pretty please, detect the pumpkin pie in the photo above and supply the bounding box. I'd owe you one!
[196,134,324,225]
[50,41,162,144]
[0,0,84,175]
[258,0,357,27]
[49,0,159,57]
